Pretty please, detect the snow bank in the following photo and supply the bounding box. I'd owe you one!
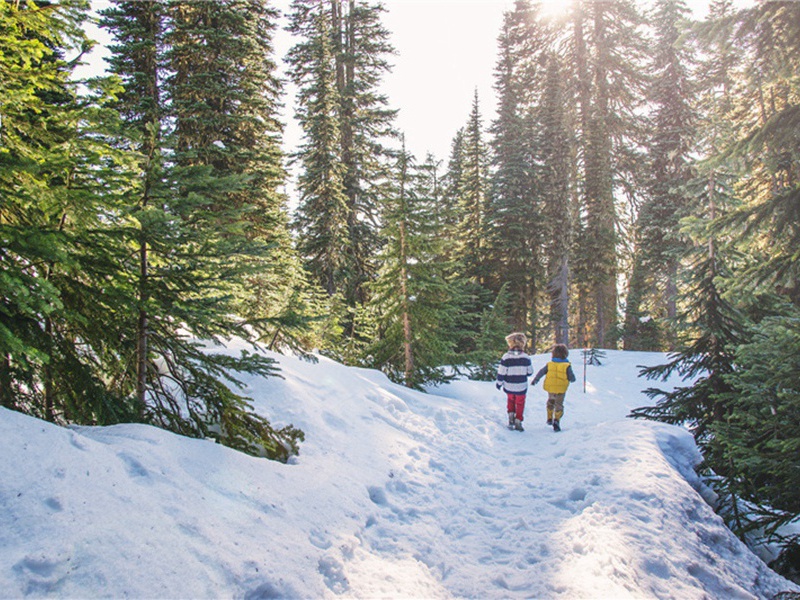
[1,349,797,599]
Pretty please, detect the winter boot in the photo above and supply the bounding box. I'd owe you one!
[552,419,561,432]
[508,412,516,429]
[514,420,524,432]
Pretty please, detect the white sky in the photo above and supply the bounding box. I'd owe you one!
[273,0,514,163]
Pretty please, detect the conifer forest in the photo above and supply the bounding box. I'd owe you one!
[1,0,799,576]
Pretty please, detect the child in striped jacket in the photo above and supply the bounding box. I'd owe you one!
[495,332,533,431]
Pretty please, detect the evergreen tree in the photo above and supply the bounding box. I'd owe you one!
[100,0,303,460]
[101,0,164,416]
[713,310,800,576]
[367,144,458,388]
[448,95,493,357]
[718,2,800,306]
[334,0,397,307]
[630,248,746,446]
[0,0,137,422]
[567,0,648,348]
[287,0,349,298]
[469,283,514,381]
[456,92,491,288]
[287,0,396,311]
[0,0,82,409]
[624,0,697,351]
[539,52,573,346]
[485,1,546,341]
[696,1,800,576]
[441,128,466,250]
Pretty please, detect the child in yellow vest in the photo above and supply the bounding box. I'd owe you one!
[531,344,576,432]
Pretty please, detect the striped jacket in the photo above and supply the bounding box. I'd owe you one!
[496,349,533,394]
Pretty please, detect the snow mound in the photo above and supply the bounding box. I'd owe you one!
[1,349,797,599]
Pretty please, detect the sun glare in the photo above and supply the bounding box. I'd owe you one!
[539,0,573,20]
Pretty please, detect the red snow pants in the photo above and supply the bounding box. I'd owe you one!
[506,393,526,422]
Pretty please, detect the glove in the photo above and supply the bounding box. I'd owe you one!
[496,383,502,390]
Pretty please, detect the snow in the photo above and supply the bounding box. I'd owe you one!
[1,347,798,599]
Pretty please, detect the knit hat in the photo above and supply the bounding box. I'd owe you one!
[505,332,527,349]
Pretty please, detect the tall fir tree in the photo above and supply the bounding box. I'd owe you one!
[333,0,397,307]
[700,1,800,575]
[629,0,746,499]
[367,143,459,388]
[441,128,466,250]
[0,0,139,422]
[624,0,697,351]
[287,0,396,314]
[485,1,547,342]
[100,0,303,460]
[539,52,573,347]
[448,94,494,356]
[567,0,648,348]
[456,92,491,288]
[719,2,800,305]
[287,0,349,298]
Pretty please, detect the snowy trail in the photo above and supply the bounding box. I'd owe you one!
[1,348,798,599]
[294,359,775,599]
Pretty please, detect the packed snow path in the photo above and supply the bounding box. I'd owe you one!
[1,347,798,599]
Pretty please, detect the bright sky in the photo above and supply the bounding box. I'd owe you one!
[269,0,512,163]
[81,0,745,168]
[270,0,728,163]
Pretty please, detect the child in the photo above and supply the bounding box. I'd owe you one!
[531,344,576,432]
[495,332,533,431]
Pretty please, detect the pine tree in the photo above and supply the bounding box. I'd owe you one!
[1,0,81,408]
[101,0,164,416]
[694,1,800,575]
[334,0,397,307]
[629,0,746,470]
[718,2,800,305]
[624,0,697,351]
[485,1,546,341]
[447,95,494,357]
[441,128,466,249]
[0,0,138,421]
[714,310,800,576]
[367,143,458,388]
[567,0,648,348]
[287,0,396,312]
[287,0,349,297]
[539,52,573,346]
[457,92,491,288]
[630,249,745,444]
[469,283,514,381]
[100,0,303,460]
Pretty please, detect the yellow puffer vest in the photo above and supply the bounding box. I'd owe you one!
[544,360,571,394]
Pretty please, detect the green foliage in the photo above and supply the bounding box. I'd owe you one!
[624,0,697,352]
[469,283,514,381]
[454,92,491,288]
[366,146,460,389]
[287,0,397,310]
[0,0,306,461]
[485,2,547,337]
[630,249,746,444]
[710,310,800,572]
